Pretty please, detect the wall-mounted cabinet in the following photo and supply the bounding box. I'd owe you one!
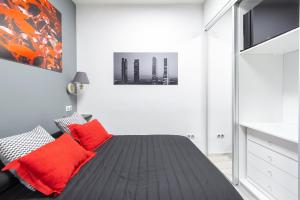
[237,1,299,199]
[238,48,299,200]
[239,38,299,200]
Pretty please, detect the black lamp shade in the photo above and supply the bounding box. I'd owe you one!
[73,72,90,84]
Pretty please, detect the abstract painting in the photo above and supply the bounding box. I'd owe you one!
[114,52,178,85]
[0,0,62,72]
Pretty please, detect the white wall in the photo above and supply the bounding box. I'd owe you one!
[207,9,233,154]
[76,5,207,151]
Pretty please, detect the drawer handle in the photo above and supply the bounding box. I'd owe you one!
[267,141,273,146]
[267,156,273,162]
[267,170,272,177]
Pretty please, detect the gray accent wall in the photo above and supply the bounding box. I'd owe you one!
[0,0,77,137]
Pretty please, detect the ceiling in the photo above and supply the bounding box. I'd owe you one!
[73,0,205,5]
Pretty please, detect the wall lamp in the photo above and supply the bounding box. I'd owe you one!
[67,72,90,95]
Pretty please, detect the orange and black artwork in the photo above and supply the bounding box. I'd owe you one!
[0,0,62,72]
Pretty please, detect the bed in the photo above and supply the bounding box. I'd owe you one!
[0,135,243,200]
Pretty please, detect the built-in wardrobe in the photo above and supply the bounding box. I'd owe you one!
[236,1,299,200]
[205,0,299,199]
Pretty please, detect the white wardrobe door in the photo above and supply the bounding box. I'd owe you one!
[207,9,233,154]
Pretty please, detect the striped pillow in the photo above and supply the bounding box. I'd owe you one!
[54,113,87,134]
[0,126,55,190]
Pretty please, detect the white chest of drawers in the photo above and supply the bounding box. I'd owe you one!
[246,128,298,200]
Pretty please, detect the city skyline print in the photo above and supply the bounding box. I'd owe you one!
[114,52,178,85]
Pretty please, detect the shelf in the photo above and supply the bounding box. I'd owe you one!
[240,122,298,144]
[240,28,299,55]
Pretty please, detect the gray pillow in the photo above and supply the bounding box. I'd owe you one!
[54,112,87,134]
[0,126,55,190]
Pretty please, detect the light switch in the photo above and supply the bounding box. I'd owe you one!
[66,105,72,112]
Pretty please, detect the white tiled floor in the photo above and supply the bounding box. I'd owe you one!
[208,154,257,200]
[208,153,233,181]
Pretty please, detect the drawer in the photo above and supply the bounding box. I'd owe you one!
[247,152,298,196]
[247,129,298,161]
[247,165,297,200]
[248,140,298,178]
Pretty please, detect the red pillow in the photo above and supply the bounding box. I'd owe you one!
[2,134,95,196]
[68,119,112,151]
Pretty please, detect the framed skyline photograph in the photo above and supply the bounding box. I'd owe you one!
[114,52,178,85]
[0,0,62,72]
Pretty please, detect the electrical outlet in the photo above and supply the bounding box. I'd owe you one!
[65,105,72,112]
[187,134,195,140]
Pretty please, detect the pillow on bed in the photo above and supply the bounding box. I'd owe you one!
[54,113,87,134]
[68,119,112,151]
[2,134,95,196]
[0,126,55,191]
